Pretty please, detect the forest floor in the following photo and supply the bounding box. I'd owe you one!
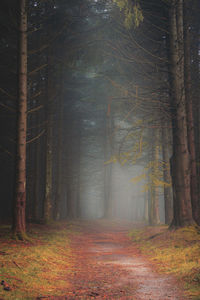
[0,220,199,299]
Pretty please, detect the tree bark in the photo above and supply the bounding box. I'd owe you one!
[184,0,200,225]
[144,191,149,223]
[149,128,160,225]
[33,111,41,222]
[54,71,64,220]
[191,1,200,200]
[66,116,80,219]
[13,0,27,238]
[44,53,53,224]
[104,103,113,218]
[161,125,173,224]
[169,0,195,227]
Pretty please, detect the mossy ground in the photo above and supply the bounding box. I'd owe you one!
[129,225,200,299]
[1,220,199,299]
[0,221,76,299]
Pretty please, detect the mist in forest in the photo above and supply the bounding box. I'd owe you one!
[1,1,200,298]
[1,0,199,232]
[0,0,167,225]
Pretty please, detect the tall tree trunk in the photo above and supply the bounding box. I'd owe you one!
[54,73,64,220]
[149,128,160,225]
[169,0,195,227]
[162,125,173,224]
[44,54,53,224]
[144,191,149,223]
[184,0,200,225]
[104,102,113,218]
[13,0,27,238]
[75,119,81,218]
[44,111,53,223]
[66,116,80,219]
[33,111,41,222]
[191,1,200,199]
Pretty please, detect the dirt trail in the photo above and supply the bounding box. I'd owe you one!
[63,221,186,300]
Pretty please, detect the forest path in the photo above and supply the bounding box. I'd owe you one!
[65,220,186,300]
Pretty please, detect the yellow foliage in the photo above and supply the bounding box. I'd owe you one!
[113,0,143,28]
[104,155,118,165]
[133,2,144,27]
[130,173,146,183]
[153,178,171,187]
[141,183,150,192]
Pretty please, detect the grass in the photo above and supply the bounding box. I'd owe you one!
[129,225,200,299]
[0,221,76,299]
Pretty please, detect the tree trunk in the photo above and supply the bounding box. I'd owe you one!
[184,0,200,225]
[44,54,53,224]
[104,103,113,218]
[149,128,160,225]
[66,116,80,219]
[75,119,81,218]
[44,114,53,223]
[144,191,149,223]
[13,0,27,239]
[54,74,64,221]
[191,1,200,200]
[169,0,195,227]
[33,111,42,222]
[161,125,173,224]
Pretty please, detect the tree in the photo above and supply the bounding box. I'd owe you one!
[44,50,53,224]
[169,0,195,227]
[54,65,64,220]
[13,0,28,238]
[149,128,160,225]
[104,98,114,218]
[161,124,173,224]
[184,0,200,225]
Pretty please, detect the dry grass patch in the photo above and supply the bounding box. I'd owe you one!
[129,225,200,300]
[0,222,76,299]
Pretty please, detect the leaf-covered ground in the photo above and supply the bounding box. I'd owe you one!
[0,220,198,299]
[0,222,75,299]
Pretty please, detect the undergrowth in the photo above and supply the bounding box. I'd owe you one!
[0,222,76,299]
[129,225,200,299]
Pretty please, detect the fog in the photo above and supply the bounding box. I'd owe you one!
[0,0,168,225]
[58,0,167,223]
